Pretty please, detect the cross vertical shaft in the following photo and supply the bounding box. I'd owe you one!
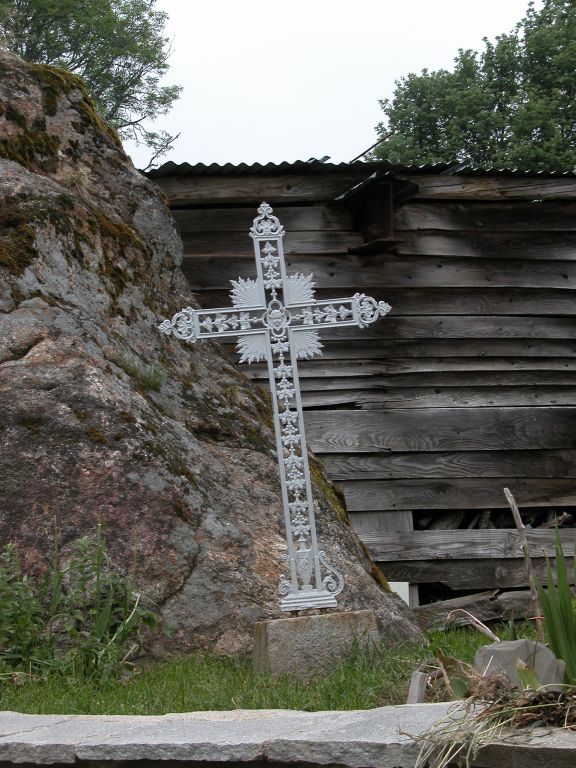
[159,202,391,611]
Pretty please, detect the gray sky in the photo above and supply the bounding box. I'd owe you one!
[125,0,538,169]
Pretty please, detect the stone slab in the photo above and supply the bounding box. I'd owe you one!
[0,705,446,767]
[252,609,380,678]
[0,705,574,767]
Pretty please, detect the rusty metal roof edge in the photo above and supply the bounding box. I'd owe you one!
[145,158,576,179]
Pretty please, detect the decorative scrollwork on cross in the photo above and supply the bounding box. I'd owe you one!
[250,202,284,238]
[354,293,392,327]
[158,308,197,341]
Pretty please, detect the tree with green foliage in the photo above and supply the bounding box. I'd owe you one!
[0,0,182,166]
[372,0,576,171]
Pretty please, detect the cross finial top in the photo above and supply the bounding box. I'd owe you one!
[250,201,284,238]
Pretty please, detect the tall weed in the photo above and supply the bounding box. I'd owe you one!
[0,527,157,683]
[536,528,576,684]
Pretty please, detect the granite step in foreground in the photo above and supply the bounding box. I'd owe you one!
[0,705,575,768]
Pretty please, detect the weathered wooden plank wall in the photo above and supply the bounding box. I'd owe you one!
[156,167,576,603]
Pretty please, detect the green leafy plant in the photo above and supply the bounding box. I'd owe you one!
[0,527,157,683]
[0,544,45,672]
[536,528,576,684]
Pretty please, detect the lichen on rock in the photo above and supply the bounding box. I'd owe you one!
[0,47,423,656]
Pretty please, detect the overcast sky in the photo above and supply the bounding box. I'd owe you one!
[125,0,540,170]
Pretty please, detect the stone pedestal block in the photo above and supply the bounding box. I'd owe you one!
[253,610,380,678]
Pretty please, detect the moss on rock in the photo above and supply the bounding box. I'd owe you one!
[0,203,38,274]
[0,194,85,275]
[0,129,60,173]
[24,63,122,147]
[309,456,392,594]
[3,102,28,129]
[309,456,349,527]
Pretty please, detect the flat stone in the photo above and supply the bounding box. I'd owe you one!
[475,639,566,687]
[0,705,451,766]
[0,705,575,767]
[252,609,380,678]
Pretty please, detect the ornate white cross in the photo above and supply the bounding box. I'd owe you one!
[159,203,391,611]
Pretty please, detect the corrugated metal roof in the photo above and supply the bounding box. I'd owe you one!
[146,159,576,179]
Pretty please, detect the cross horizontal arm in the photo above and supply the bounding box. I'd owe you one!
[289,294,391,332]
[159,305,264,342]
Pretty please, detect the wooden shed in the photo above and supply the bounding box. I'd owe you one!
[148,159,576,614]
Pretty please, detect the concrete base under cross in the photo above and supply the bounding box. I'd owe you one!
[252,609,380,678]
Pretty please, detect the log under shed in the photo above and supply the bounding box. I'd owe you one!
[148,159,576,617]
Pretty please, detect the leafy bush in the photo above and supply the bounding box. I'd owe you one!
[0,528,157,683]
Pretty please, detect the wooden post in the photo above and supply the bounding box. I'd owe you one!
[503,487,545,644]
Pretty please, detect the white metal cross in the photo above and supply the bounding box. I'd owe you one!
[159,202,391,611]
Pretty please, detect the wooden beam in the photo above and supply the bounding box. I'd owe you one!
[350,509,414,534]
[408,175,576,201]
[414,590,535,630]
[394,201,576,232]
[196,287,576,315]
[185,253,576,291]
[308,339,576,360]
[304,407,576,453]
[341,478,576,511]
[180,230,363,257]
[155,172,369,205]
[222,336,576,360]
[355,388,576,409]
[320,449,576,480]
[297,371,576,390]
[173,205,355,232]
[395,231,576,261]
[375,558,571,589]
[302,388,576,410]
[358,529,576,561]
[298,316,576,341]
[248,358,576,380]
[155,170,576,206]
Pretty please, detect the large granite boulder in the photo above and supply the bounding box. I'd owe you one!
[0,48,423,655]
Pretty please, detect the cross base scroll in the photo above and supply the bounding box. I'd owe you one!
[280,591,338,611]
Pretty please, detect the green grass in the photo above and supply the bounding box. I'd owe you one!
[0,625,535,715]
[119,355,164,391]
